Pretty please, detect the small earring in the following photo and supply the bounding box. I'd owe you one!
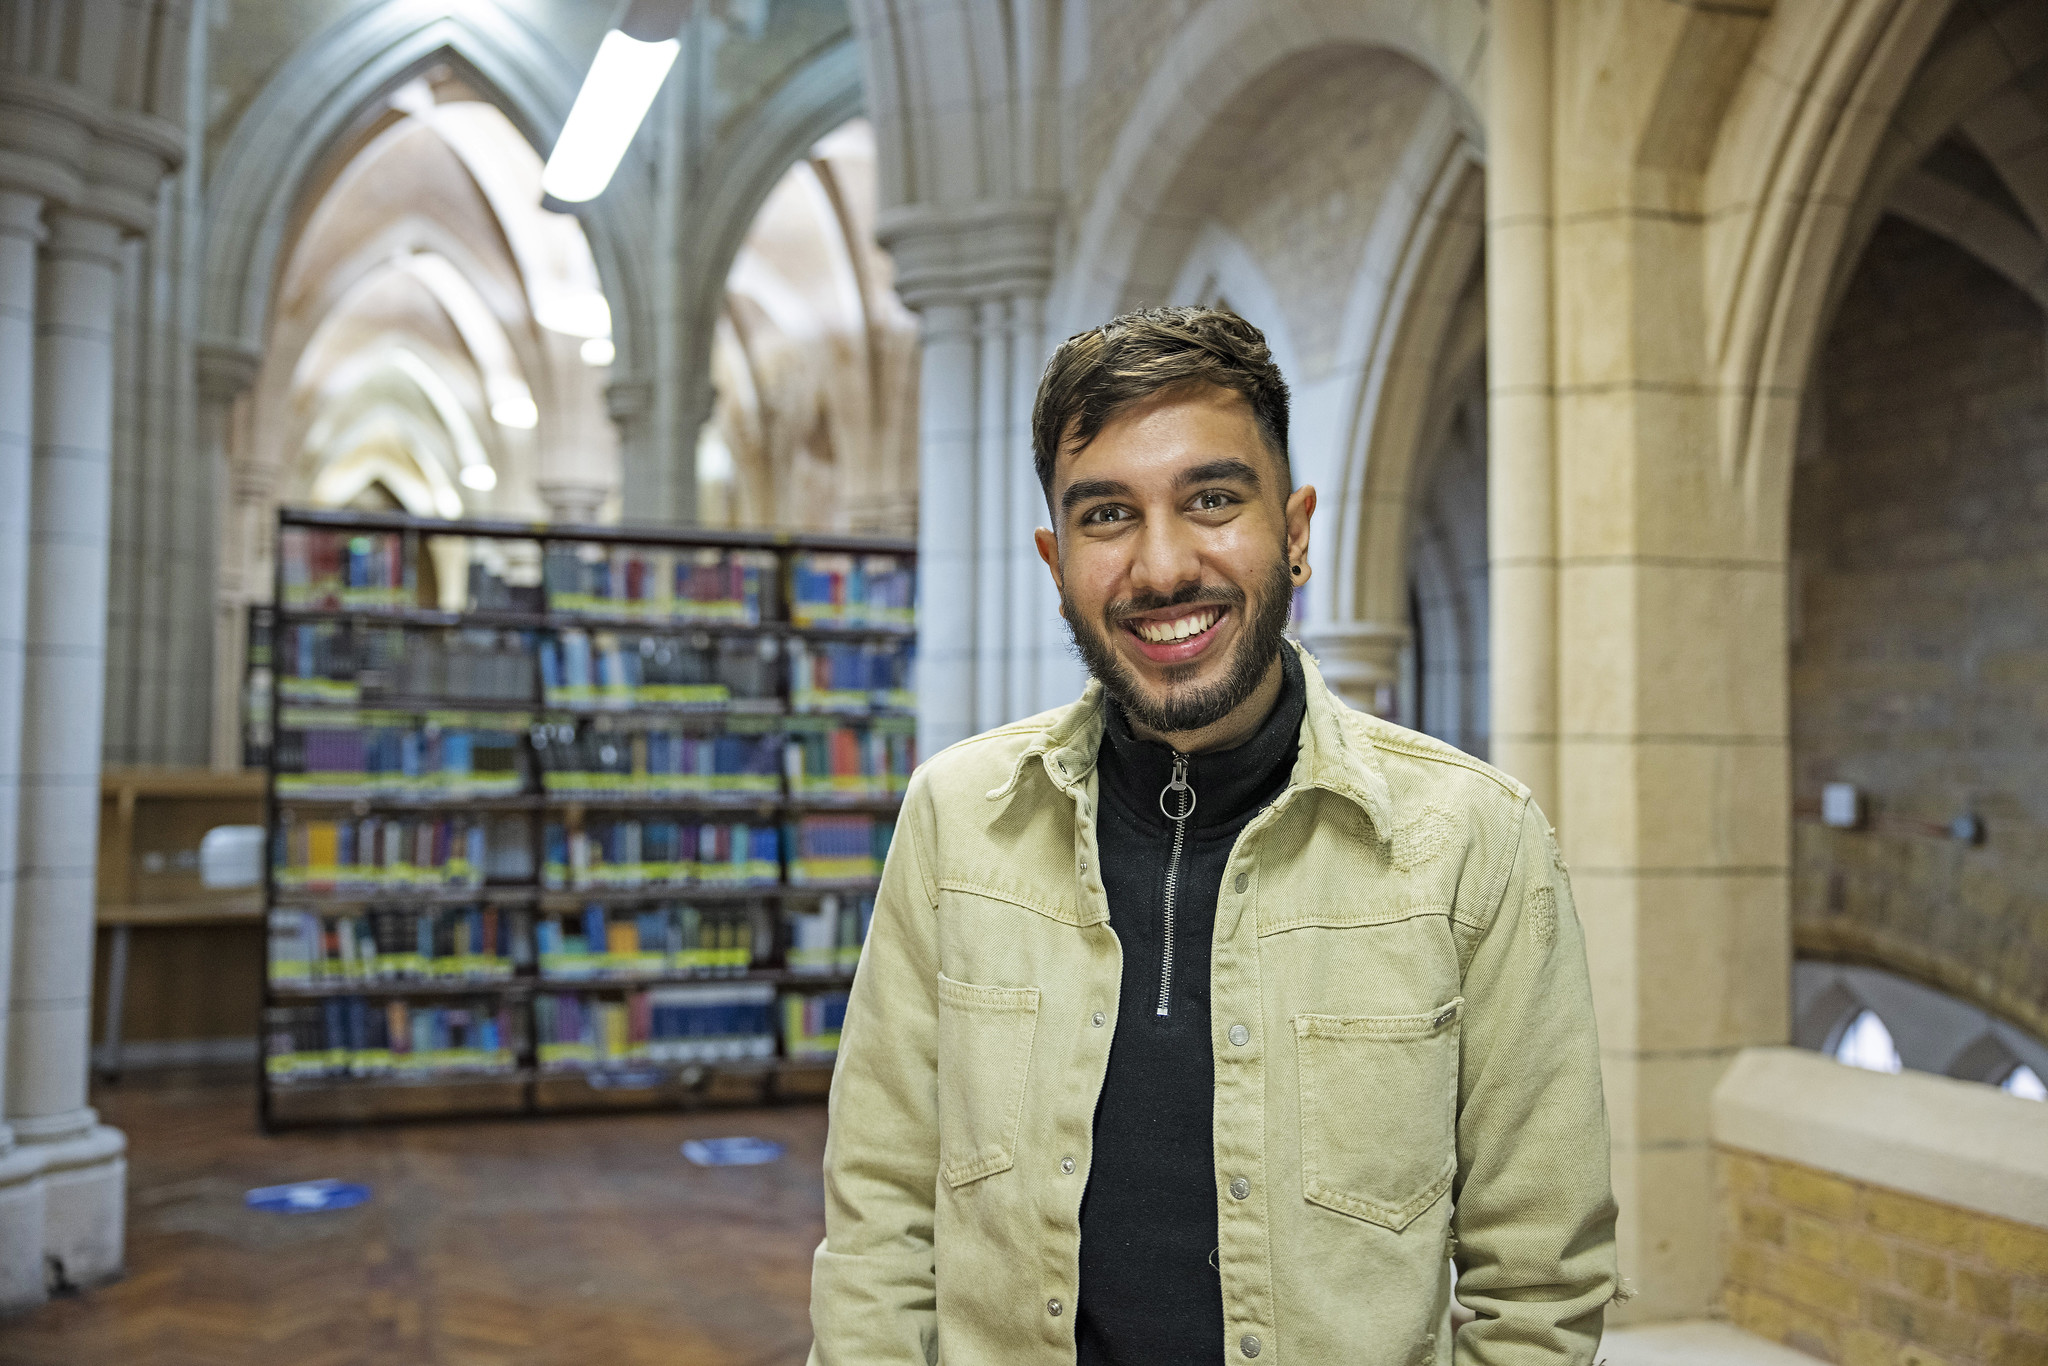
[1290,564,1302,577]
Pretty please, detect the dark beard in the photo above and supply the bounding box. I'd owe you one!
[1061,554,1293,736]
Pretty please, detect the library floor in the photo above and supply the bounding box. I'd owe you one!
[0,1070,830,1365]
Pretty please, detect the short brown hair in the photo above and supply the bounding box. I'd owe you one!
[1031,306,1291,504]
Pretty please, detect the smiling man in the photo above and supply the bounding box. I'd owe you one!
[809,307,1618,1366]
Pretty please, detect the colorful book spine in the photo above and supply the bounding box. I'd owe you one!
[788,815,892,884]
[781,990,849,1060]
[534,983,776,1069]
[263,998,518,1079]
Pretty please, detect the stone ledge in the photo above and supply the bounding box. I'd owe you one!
[1711,1046,2048,1229]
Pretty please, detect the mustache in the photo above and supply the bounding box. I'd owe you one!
[1104,582,1247,624]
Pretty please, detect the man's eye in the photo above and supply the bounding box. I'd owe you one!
[1081,505,1128,525]
[1193,490,1237,511]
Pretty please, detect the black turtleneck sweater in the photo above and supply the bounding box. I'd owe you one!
[1076,646,1306,1366]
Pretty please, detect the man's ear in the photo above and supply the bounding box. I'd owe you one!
[1285,484,1316,585]
[1033,526,1065,616]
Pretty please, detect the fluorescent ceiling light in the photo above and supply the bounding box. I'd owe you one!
[459,464,499,491]
[541,30,679,203]
[580,337,616,367]
[490,392,539,429]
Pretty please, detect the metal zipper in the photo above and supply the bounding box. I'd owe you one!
[1157,753,1195,1018]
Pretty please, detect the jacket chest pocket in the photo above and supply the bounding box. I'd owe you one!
[1293,997,1462,1230]
[936,973,1041,1187]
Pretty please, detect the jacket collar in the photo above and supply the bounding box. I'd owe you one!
[985,641,1395,837]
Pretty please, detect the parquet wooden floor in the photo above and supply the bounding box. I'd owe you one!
[0,1072,831,1365]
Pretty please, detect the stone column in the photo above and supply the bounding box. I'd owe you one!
[9,210,129,1284]
[877,199,1065,756]
[973,296,1012,728]
[911,300,979,760]
[0,188,47,1310]
[1486,0,1560,819]
[196,342,258,770]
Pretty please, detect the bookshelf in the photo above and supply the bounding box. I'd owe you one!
[258,509,913,1128]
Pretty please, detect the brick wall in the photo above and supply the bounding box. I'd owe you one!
[1719,1147,2048,1365]
[1790,212,2048,1040]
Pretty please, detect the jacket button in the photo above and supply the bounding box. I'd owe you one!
[1241,1334,1261,1357]
[1061,1157,1076,1174]
[1048,1298,1063,1317]
[1092,1012,1106,1028]
[1228,1024,1250,1047]
[1234,872,1248,894]
[1229,1176,1249,1200]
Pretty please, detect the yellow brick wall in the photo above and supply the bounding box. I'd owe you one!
[1718,1147,2048,1366]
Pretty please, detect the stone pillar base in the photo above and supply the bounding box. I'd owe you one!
[41,1125,126,1288]
[0,1123,127,1313]
[0,1145,49,1313]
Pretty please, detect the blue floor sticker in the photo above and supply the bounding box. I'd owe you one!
[245,1179,372,1214]
[682,1137,784,1167]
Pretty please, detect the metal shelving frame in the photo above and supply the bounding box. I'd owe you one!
[259,508,913,1129]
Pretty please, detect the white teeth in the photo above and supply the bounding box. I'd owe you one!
[1135,610,1218,644]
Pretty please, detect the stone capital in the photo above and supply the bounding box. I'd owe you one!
[0,70,183,234]
[196,340,263,405]
[605,375,654,424]
[1298,620,1409,713]
[875,198,1060,311]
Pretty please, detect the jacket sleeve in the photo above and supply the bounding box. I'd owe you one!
[1451,797,1619,1365]
[808,773,942,1365]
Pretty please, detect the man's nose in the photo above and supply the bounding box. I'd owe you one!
[1125,518,1204,601]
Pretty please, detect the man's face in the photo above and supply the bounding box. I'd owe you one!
[1033,384,1315,737]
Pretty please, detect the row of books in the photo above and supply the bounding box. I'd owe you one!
[535,985,781,1067]
[785,725,916,798]
[278,624,534,704]
[535,727,782,797]
[788,639,917,713]
[280,529,412,611]
[265,896,871,986]
[543,819,783,888]
[789,553,915,630]
[544,545,779,624]
[265,998,520,1080]
[269,905,521,983]
[280,531,916,630]
[282,627,920,715]
[276,717,912,799]
[535,903,767,979]
[274,711,528,796]
[784,992,850,1060]
[789,815,894,883]
[272,815,516,890]
[539,630,782,709]
[787,894,874,975]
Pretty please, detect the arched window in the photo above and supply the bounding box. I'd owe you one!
[2002,1064,2047,1101]
[1833,1009,1902,1074]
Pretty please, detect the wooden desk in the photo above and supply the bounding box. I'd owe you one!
[95,769,266,1079]
[96,896,264,1080]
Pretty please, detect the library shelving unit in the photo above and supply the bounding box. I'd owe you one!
[258,508,915,1128]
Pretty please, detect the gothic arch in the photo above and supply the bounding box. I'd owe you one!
[1052,0,1485,339]
[1701,0,2017,523]
[199,5,654,380]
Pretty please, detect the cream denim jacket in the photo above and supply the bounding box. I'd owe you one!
[810,647,1617,1366]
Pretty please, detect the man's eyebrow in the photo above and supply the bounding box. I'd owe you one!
[1178,458,1261,489]
[1061,477,1133,520]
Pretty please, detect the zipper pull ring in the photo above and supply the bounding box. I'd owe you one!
[1159,754,1196,822]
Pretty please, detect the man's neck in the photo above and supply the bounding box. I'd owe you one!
[1126,651,1286,755]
